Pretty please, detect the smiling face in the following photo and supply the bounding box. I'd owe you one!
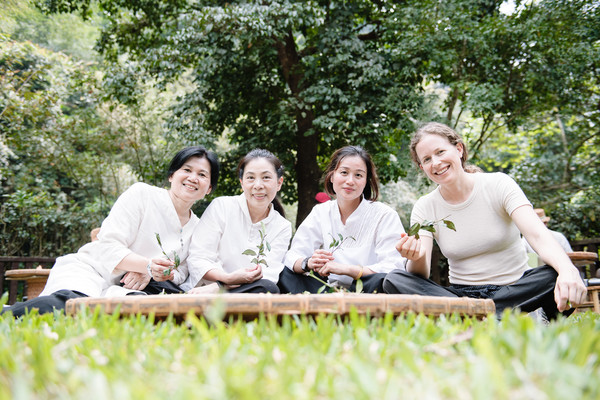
[415,133,464,185]
[240,157,283,215]
[330,155,367,205]
[168,156,212,203]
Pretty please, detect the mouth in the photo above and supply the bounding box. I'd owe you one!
[434,166,450,176]
[253,193,267,200]
[183,183,198,191]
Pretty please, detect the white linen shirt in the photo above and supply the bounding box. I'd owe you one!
[40,182,199,297]
[185,194,292,289]
[284,197,407,288]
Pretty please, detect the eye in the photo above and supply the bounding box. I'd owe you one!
[421,156,431,164]
[356,173,363,179]
[184,168,192,172]
[339,170,348,175]
[437,150,445,155]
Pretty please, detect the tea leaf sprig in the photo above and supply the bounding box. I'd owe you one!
[242,222,271,267]
[407,216,456,239]
[308,233,361,293]
[328,233,355,253]
[155,233,181,277]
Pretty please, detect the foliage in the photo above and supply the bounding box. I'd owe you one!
[36,0,430,225]
[242,222,271,267]
[0,31,188,256]
[1,308,599,399]
[407,217,456,240]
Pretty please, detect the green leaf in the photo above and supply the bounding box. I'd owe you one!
[266,241,271,252]
[355,279,363,294]
[242,249,257,256]
[259,259,268,265]
[407,223,421,236]
[421,225,436,233]
[443,220,456,231]
[317,285,327,294]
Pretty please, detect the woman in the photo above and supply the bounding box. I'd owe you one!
[383,122,586,318]
[3,146,219,317]
[186,149,292,294]
[278,145,406,294]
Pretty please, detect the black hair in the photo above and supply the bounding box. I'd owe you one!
[237,148,286,217]
[167,146,220,190]
[323,145,380,201]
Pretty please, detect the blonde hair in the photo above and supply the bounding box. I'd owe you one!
[410,122,481,173]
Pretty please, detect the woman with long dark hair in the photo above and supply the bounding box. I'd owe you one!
[187,149,292,293]
[4,146,220,316]
[278,145,406,294]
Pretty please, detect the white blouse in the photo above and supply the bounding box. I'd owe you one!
[284,197,407,287]
[185,194,292,289]
[41,182,199,297]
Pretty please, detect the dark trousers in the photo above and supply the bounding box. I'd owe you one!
[383,265,572,319]
[277,267,386,294]
[226,279,280,294]
[1,289,88,317]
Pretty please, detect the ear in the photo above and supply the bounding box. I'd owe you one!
[456,142,464,158]
[277,176,283,191]
[206,185,212,195]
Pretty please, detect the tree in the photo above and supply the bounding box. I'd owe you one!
[37,0,427,225]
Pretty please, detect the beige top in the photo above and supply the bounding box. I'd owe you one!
[412,172,531,285]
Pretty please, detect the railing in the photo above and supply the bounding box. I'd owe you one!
[1,257,56,304]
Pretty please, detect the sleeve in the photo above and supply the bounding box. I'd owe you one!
[90,183,147,275]
[186,199,226,287]
[283,205,325,269]
[262,218,293,283]
[364,206,407,273]
[497,173,531,215]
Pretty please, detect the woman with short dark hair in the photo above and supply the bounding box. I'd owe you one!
[186,149,292,294]
[3,146,219,317]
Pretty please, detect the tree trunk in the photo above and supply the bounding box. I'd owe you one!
[275,31,321,227]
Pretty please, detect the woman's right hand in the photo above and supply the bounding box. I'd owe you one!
[225,264,263,285]
[148,258,175,282]
[396,233,425,261]
[308,249,335,271]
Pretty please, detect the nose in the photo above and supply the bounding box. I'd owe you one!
[254,178,264,188]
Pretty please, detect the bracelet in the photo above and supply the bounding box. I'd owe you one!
[356,265,364,280]
[146,260,153,278]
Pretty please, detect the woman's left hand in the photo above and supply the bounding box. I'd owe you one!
[314,261,349,277]
[555,266,587,311]
[121,271,151,291]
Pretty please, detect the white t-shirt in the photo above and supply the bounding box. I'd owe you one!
[185,194,292,289]
[412,172,531,285]
[284,197,407,287]
[41,183,199,297]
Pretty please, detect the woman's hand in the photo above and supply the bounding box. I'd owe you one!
[395,233,425,261]
[307,249,335,271]
[120,271,151,291]
[188,283,221,295]
[148,258,175,282]
[224,264,263,285]
[555,266,587,312]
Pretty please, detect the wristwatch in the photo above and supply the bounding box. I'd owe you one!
[301,257,311,273]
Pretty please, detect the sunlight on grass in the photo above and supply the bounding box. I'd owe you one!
[1,308,599,399]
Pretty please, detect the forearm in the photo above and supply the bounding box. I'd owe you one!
[406,257,430,278]
[114,253,150,275]
[202,268,230,284]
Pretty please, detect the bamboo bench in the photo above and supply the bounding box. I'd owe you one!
[65,293,496,320]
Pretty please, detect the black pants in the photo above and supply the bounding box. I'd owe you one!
[383,265,573,319]
[226,279,280,294]
[1,289,88,317]
[277,267,386,294]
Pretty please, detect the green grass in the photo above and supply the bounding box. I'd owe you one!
[1,303,599,400]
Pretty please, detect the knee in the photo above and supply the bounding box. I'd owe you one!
[383,269,413,294]
[257,279,280,294]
